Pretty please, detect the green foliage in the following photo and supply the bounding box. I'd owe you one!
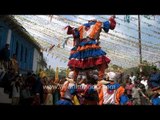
[124,60,159,77]
[109,64,123,71]
[45,68,55,78]
[59,69,66,79]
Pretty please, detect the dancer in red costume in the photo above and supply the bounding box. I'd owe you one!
[65,16,116,81]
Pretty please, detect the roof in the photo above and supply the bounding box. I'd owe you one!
[0,15,42,52]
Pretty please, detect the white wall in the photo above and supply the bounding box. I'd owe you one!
[6,29,12,44]
[32,48,41,73]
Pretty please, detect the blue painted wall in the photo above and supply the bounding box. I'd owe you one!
[0,20,34,73]
[0,21,9,50]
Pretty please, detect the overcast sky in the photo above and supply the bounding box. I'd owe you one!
[14,15,160,69]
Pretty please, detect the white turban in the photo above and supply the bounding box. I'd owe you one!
[68,71,74,79]
[107,72,116,81]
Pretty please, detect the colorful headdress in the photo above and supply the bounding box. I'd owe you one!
[109,16,116,30]
[103,16,116,32]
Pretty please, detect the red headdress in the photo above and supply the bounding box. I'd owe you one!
[109,16,116,30]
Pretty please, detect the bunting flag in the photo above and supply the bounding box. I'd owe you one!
[13,15,160,68]
[124,15,130,23]
[62,37,71,48]
[49,44,55,51]
[49,15,53,22]
[57,44,61,48]
[143,15,156,20]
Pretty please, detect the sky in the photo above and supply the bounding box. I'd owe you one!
[14,15,160,69]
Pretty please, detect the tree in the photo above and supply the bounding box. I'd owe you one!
[110,64,123,71]
[125,60,158,77]
[59,69,66,79]
[45,68,55,78]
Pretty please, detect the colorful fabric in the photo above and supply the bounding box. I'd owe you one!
[120,94,129,105]
[151,97,160,105]
[125,83,134,95]
[72,95,80,105]
[78,21,102,40]
[66,20,113,70]
[97,83,124,105]
[44,85,54,105]
[60,81,76,101]
[56,99,72,105]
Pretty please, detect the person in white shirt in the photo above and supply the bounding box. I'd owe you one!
[140,76,148,90]
[56,71,76,105]
[129,72,136,84]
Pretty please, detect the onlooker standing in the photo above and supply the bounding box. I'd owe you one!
[9,54,19,74]
[140,76,148,90]
[148,68,160,89]
[132,82,141,105]
[129,72,136,84]
[11,76,21,105]
[125,79,134,99]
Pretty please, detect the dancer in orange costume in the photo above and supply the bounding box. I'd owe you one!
[97,72,125,105]
[65,16,116,81]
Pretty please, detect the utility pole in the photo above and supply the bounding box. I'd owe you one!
[138,15,142,72]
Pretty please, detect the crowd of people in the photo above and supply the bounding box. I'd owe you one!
[55,68,160,105]
[1,65,160,105]
[0,43,160,106]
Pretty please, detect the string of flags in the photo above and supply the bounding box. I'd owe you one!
[13,15,160,68]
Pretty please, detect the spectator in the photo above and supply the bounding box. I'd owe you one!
[131,82,141,105]
[141,76,148,90]
[148,68,160,89]
[11,75,21,105]
[151,92,160,105]
[2,68,15,94]
[125,79,134,99]
[32,93,41,105]
[32,75,44,104]
[9,54,19,74]
[120,90,130,105]
[129,72,136,84]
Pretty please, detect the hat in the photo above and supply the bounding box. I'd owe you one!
[109,16,116,30]
[68,71,74,79]
[107,72,116,81]
[103,21,110,33]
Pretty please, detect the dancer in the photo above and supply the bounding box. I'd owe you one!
[65,16,116,81]
[97,71,125,105]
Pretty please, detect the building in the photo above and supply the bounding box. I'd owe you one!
[0,15,47,74]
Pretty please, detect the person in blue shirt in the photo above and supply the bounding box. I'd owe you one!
[120,90,129,105]
[151,92,160,105]
[148,68,160,89]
